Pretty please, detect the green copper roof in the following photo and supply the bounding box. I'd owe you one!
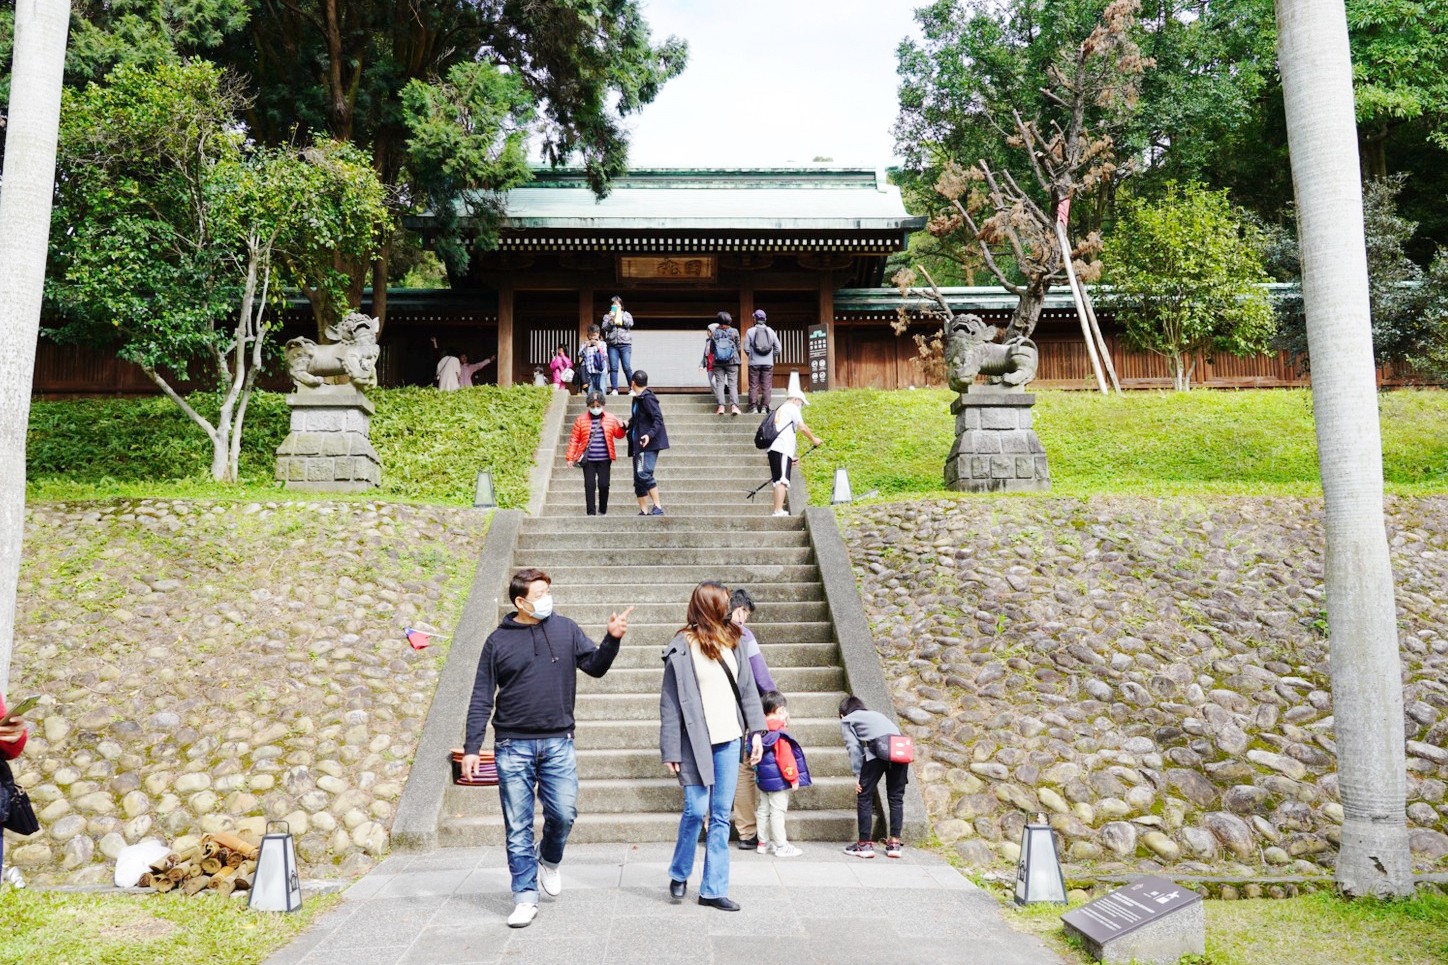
[484,167,925,232]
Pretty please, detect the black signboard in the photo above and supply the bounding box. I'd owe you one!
[807,323,829,391]
[1061,876,1202,944]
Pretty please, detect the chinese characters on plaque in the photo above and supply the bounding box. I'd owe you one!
[618,255,717,282]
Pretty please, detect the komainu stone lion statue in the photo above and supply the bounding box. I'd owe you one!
[285,312,380,390]
[945,312,1039,392]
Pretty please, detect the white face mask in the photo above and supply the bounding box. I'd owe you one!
[590,406,603,416]
[527,593,554,621]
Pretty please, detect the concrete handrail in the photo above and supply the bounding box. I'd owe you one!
[391,509,524,851]
[525,389,572,517]
[803,506,931,843]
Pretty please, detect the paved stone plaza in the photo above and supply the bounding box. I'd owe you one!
[265,843,1063,965]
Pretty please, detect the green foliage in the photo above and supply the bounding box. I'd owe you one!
[26,386,553,506]
[1348,0,1448,174]
[1273,177,1448,380]
[401,60,536,277]
[1104,183,1276,390]
[0,888,340,965]
[800,388,1448,502]
[64,0,251,82]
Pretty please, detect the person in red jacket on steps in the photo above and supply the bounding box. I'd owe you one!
[565,391,627,516]
[1,691,31,887]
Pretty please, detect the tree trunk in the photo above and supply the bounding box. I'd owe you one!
[1358,127,1389,181]
[371,243,390,331]
[0,0,70,692]
[1276,0,1413,897]
[1006,281,1048,341]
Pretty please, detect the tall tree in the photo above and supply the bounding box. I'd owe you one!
[0,0,71,692]
[1345,0,1448,179]
[904,0,1151,339]
[225,1,686,328]
[1275,0,1413,896]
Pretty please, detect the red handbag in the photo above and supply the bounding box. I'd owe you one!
[870,734,915,764]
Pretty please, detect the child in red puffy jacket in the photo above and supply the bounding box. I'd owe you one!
[754,691,811,857]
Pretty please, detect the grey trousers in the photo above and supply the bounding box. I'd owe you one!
[710,364,740,407]
[748,364,774,410]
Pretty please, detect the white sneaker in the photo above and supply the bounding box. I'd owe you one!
[772,510,789,517]
[508,903,539,928]
[539,862,562,897]
[772,843,803,858]
[756,841,772,855]
[609,390,619,396]
[2,866,26,889]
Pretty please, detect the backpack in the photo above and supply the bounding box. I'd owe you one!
[751,324,773,356]
[754,408,784,450]
[712,328,737,365]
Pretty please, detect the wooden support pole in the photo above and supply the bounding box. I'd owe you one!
[739,282,754,401]
[498,282,515,388]
[819,276,836,390]
[1080,287,1121,393]
[1056,220,1109,394]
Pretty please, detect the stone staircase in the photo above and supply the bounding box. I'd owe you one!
[437,393,859,845]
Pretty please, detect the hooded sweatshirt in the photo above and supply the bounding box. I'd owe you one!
[464,613,620,751]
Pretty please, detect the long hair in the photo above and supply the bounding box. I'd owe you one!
[682,581,740,661]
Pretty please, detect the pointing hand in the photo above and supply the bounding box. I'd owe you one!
[607,605,635,639]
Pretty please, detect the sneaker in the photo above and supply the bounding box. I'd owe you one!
[730,406,742,417]
[772,510,789,517]
[716,406,726,415]
[737,836,759,852]
[885,839,903,859]
[3,866,27,889]
[755,840,772,855]
[609,390,619,396]
[539,862,562,897]
[773,843,803,858]
[638,510,648,516]
[507,903,539,928]
[650,506,665,516]
[844,841,875,859]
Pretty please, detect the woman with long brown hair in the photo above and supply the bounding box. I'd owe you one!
[659,581,765,911]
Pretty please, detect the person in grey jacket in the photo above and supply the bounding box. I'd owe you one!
[601,296,634,394]
[839,695,910,859]
[744,309,782,413]
[660,581,765,911]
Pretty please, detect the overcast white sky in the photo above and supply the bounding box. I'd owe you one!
[623,0,921,167]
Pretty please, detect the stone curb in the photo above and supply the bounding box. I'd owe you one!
[526,389,572,517]
[390,510,523,851]
[803,506,931,843]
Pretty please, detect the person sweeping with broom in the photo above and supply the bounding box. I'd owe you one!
[760,372,822,517]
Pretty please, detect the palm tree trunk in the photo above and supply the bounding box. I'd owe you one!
[0,1,71,692]
[1275,0,1413,897]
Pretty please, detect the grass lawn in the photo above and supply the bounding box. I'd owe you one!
[0,889,341,965]
[26,385,553,506]
[1010,889,1448,965]
[799,387,1448,502]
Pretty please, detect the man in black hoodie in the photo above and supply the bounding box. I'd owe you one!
[462,568,633,928]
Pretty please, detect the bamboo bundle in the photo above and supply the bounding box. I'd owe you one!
[209,832,259,860]
[208,865,242,897]
[200,856,223,875]
[137,872,154,888]
[153,877,175,893]
[180,874,212,896]
[224,850,245,869]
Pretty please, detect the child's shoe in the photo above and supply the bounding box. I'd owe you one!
[885,838,903,859]
[755,840,772,855]
[844,840,875,859]
[772,843,803,858]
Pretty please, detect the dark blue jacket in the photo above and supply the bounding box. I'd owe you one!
[756,728,812,792]
[464,613,619,751]
[627,389,669,454]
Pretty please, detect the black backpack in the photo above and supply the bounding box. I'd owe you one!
[754,408,783,449]
[751,324,773,355]
[712,328,738,365]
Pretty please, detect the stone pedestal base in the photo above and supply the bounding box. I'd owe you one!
[944,392,1050,493]
[275,386,381,491]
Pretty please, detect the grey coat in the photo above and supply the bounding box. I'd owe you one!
[659,632,766,787]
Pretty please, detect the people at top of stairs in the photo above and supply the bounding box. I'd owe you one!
[565,392,626,517]
[580,326,609,398]
[624,371,669,516]
[601,296,634,395]
[459,567,635,927]
[701,312,744,416]
[661,582,766,912]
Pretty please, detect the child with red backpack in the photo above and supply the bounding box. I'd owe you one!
[839,694,913,859]
[755,691,810,857]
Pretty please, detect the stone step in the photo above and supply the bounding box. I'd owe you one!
[516,531,811,551]
[576,691,847,721]
[534,506,789,519]
[444,775,860,815]
[581,621,836,645]
[573,665,846,695]
[437,808,860,847]
[497,601,830,625]
[548,582,824,606]
[521,516,802,534]
[569,454,785,468]
[610,641,839,669]
[547,478,776,496]
[574,717,850,750]
[550,462,771,480]
[571,747,853,780]
[538,564,821,584]
[515,547,816,567]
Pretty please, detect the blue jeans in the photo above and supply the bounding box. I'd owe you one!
[495,737,579,906]
[668,739,741,900]
[587,371,606,397]
[633,449,659,497]
[607,344,633,391]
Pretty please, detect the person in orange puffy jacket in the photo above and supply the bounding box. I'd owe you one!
[565,391,627,516]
